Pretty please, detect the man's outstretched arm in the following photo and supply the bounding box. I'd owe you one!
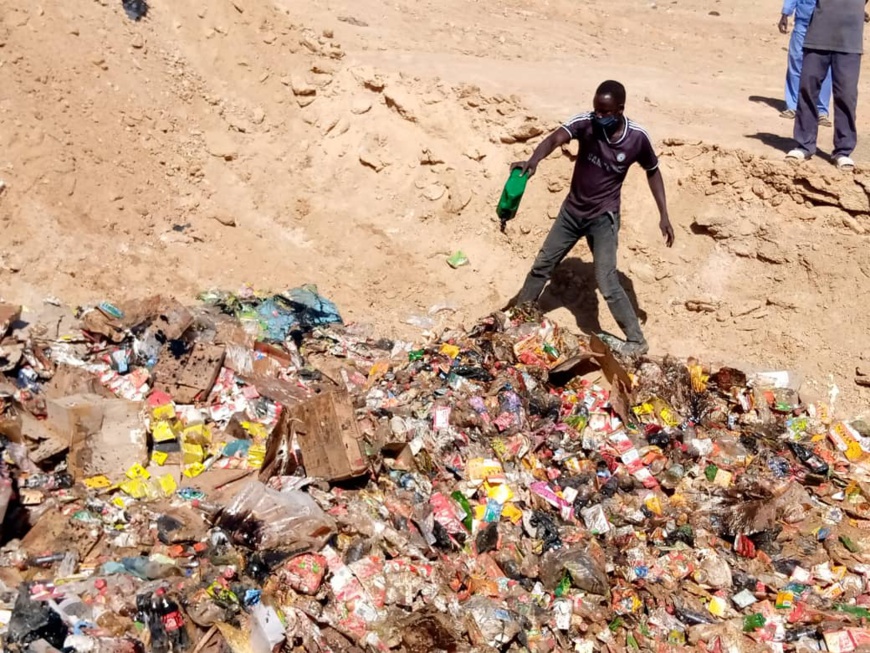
[512,128,572,178]
[647,168,675,247]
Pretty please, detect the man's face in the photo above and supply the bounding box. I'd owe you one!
[593,93,623,119]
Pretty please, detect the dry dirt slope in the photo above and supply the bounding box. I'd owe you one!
[0,0,869,412]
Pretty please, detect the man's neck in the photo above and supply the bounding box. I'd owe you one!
[609,117,626,142]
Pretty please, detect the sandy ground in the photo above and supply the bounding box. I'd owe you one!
[0,0,868,413]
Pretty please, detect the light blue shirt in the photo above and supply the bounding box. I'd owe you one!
[782,0,818,22]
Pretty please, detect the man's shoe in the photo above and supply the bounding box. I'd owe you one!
[835,155,855,171]
[819,114,832,127]
[780,109,796,119]
[598,333,649,357]
[786,149,809,161]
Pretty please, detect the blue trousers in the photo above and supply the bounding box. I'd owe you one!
[786,20,832,113]
[794,50,861,158]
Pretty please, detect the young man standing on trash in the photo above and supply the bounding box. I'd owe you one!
[510,80,674,357]
[779,0,833,125]
[786,0,868,170]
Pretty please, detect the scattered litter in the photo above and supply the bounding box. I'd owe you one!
[446,251,469,268]
[1,292,869,651]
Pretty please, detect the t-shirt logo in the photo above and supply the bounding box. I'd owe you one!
[616,152,626,163]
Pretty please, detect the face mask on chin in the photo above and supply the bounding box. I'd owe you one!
[593,114,621,138]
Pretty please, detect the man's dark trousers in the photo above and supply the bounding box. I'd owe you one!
[794,49,862,158]
[515,207,645,343]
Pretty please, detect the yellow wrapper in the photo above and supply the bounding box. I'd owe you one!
[713,469,733,488]
[152,404,176,421]
[707,596,727,617]
[846,440,864,462]
[152,421,177,444]
[182,442,205,465]
[120,478,148,499]
[247,444,266,469]
[112,495,134,509]
[183,423,213,445]
[158,474,177,496]
[467,458,504,481]
[183,462,206,478]
[633,403,654,417]
[439,344,460,359]
[240,421,268,441]
[688,364,709,393]
[84,475,112,490]
[485,482,515,504]
[644,495,663,516]
[126,464,151,480]
[501,503,523,524]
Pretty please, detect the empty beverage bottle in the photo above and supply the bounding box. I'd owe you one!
[788,442,829,475]
[497,168,530,230]
[139,588,189,653]
[153,588,188,652]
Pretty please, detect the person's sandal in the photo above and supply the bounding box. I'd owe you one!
[835,156,855,171]
[780,109,796,119]
[786,149,808,162]
[819,114,832,127]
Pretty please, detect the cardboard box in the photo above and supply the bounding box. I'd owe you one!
[153,343,225,404]
[117,295,194,340]
[44,364,112,400]
[18,412,69,463]
[80,309,126,343]
[261,391,367,482]
[46,393,147,480]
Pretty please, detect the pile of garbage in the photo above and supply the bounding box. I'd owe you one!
[1,287,870,653]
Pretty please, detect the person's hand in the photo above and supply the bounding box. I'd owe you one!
[660,216,675,247]
[511,160,537,178]
[778,14,789,33]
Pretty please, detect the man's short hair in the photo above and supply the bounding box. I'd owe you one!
[595,80,627,106]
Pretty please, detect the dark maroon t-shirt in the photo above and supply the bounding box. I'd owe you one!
[560,113,659,220]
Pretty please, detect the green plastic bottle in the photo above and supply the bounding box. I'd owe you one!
[743,613,766,632]
[451,491,473,532]
[497,168,530,228]
[834,604,870,618]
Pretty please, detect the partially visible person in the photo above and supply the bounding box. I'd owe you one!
[779,0,833,126]
[508,80,674,357]
[787,0,867,170]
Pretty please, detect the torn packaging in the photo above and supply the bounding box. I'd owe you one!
[547,334,634,425]
[227,341,295,379]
